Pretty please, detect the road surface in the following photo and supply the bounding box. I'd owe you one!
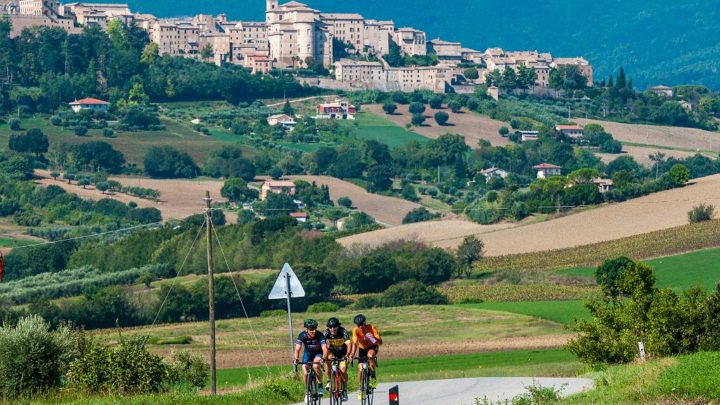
[296,377,594,405]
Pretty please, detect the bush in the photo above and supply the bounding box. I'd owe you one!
[102,128,114,137]
[379,280,448,307]
[688,203,715,223]
[261,309,287,317]
[166,351,209,390]
[66,337,166,395]
[74,126,88,136]
[498,126,510,137]
[411,113,426,126]
[382,103,397,114]
[392,92,408,105]
[144,146,200,178]
[0,315,79,398]
[428,96,443,109]
[434,111,450,125]
[307,302,340,313]
[402,207,440,224]
[337,196,352,208]
[409,102,426,115]
[50,116,62,126]
[448,100,462,113]
[353,295,381,309]
[9,118,21,131]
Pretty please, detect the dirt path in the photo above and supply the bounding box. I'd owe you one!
[365,104,511,148]
[34,170,233,222]
[346,174,720,255]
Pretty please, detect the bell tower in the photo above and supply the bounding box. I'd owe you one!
[266,0,278,20]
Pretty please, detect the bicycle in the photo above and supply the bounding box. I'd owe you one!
[353,356,377,405]
[327,357,348,404]
[295,361,325,405]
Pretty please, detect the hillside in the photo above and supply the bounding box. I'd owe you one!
[340,173,720,255]
[91,0,720,89]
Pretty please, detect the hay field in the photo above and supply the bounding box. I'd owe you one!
[596,145,702,167]
[364,104,512,148]
[342,174,720,256]
[578,118,720,153]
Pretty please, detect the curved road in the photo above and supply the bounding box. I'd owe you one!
[297,377,593,405]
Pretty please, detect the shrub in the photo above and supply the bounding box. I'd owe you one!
[434,111,450,125]
[448,100,462,113]
[379,280,448,307]
[689,204,715,223]
[429,96,443,109]
[74,126,88,136]
[166,351,209,390]
[102,128,114,137]
[498,126,510,137]
[411,113,426,126]
[409,102,426,115]
[66,337,166,395]
[353,295,381,309]
[0,315,79,399]
[307,302,340,313]
[50,116,62,126]
[261,309,287,317]
[392,92,408,105]
[402,207,440,224]
[9,118,21,131]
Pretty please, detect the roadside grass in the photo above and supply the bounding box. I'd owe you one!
[477,219,720,273]
[558,246,720,291]
[339,111,429,148]
[95,305,568,355]
[456,301,589,326]
[563,351,720,404]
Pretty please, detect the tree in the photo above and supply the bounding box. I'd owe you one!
[221,177,257,203]
[200,43,214,62]
[144,146,200,178]
[498,126,509,137]
[428,96,443,109]
[282,100,294,116]
[668,164,690,186]
[549,65,588,92]
[96,181,110,194]
[455,236,484,278]
[402,207,440,224]
[382,103,397,115]
[259,192,296,217]
[409,102,426,115]
[343,212,376,231]
[434,111,450,126]
[9,118,21,131]
[337,196,352,208]
[464,67,479,80]
[50,171,60,180]
[70,142,126,173]
[8,129,49,156]
[78,177,91,189]
[411,113,426,126]
[447,100,462,113]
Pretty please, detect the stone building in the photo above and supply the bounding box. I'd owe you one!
[266,0,332,68]
[393,27,427,56]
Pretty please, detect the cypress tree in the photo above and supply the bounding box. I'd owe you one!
[616,68,626,89]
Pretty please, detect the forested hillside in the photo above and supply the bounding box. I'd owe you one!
[90,0,720,89]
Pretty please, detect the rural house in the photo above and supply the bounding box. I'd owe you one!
[648,85,674,98]
[289,212,308,222]
[315,99,357,120]
[555,125,584,139]
[479,167,509,180]
[533,163,562,179]
[260,180,296,200]
[519,130,539,141]
[593,178,614,193]
[69,98,109,113]
[267,114,297,130]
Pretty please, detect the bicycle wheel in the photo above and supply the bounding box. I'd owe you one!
[360,368,370,405]
[329,370,339,405]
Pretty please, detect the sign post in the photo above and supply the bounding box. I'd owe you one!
[389,385,400,405]
[269,263,305,364]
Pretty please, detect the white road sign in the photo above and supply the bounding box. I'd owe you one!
[268,263,305,299]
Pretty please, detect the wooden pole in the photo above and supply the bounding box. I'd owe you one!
[205,191,217,395]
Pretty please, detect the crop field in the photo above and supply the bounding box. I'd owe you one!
[95,305,571,369]
[559,247,720,291]
[457,302,589,326]
[337,111,429,148]
[596,144,705,167]
[283,175,426,226]
[34,170,231,221]
[346,173,720,256]
[364,104,512,148]
[0,116,252,167]
[578,118,720,154]
[442,284,596,304]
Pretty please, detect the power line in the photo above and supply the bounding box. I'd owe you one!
[5,222,164,251]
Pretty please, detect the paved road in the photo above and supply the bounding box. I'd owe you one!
[296,377,594,405]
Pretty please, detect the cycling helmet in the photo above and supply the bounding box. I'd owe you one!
[327,317,341,328]
[353,314,366,326]
[304,319,318,329]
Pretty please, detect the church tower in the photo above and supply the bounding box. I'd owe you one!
[266,0,278,22]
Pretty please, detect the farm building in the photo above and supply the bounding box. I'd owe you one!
[479,167,509,179]
[267,114,297,130]
[533,163,562,179]
[315,99,356,120]
[519,130,539,141]
[289,212,308,223]
[594,178,614,193]
[555,125,584,139]
[260,180,296,200]
[69,98,109,113]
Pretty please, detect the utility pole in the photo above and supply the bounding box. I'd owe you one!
[205,191,217,395]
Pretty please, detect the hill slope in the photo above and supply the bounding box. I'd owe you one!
[89,0,720,89]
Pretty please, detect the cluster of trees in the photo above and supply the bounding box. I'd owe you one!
[0,18,314,116]
[569,257,720,364]
[485,65,539,91]
[384,42,439,67]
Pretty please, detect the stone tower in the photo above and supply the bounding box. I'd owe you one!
[266,0,278,22]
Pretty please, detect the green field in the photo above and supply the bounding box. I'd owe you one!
[339,112,429,148]
[559,247,720,290]
[456,301,589,326]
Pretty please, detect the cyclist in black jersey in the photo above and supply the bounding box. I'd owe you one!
[323,317,352,402]
[294,319,328,396]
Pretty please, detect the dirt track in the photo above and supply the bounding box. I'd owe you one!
[342,174,720,255]
[365,104,511,148]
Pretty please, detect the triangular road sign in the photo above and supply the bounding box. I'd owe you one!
[268,263,305,299]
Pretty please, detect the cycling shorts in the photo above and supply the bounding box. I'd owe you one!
[358,345,379,362]
[302,350,323,364]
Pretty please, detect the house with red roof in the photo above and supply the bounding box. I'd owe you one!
[532,163,562,179]
[555,124,584,139]
[69,98,109,113]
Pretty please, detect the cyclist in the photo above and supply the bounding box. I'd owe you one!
[294,319,328,396]
[350,314,382,399]
[323,317,352,402]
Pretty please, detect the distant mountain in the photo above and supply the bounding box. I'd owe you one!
[80,0,720,89]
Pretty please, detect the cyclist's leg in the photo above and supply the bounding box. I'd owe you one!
[302,350,311,385]
[367,346,378,376]
[357,347,368,386]
[325,353,335,383]
[312,352,324,383]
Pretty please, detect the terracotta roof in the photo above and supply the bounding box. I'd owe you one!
[533,163,562,170]
[290,212,308,218]
[264,180,296,188]
[69,97,109,105]
[555,125,583,131]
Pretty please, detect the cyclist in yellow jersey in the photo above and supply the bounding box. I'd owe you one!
[350,314,382,399]
[323,317,352,402]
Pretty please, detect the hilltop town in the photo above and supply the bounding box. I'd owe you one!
[1,0,593,93]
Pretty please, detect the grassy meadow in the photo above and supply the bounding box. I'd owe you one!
[338,111,429,148]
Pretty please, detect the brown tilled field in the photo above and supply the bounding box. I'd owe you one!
[283,175,426,226]
[364,104,512,148]
[579,118,720,153]
[34,170,230,221]
[596,145,702,167]
[342,174,720,256]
